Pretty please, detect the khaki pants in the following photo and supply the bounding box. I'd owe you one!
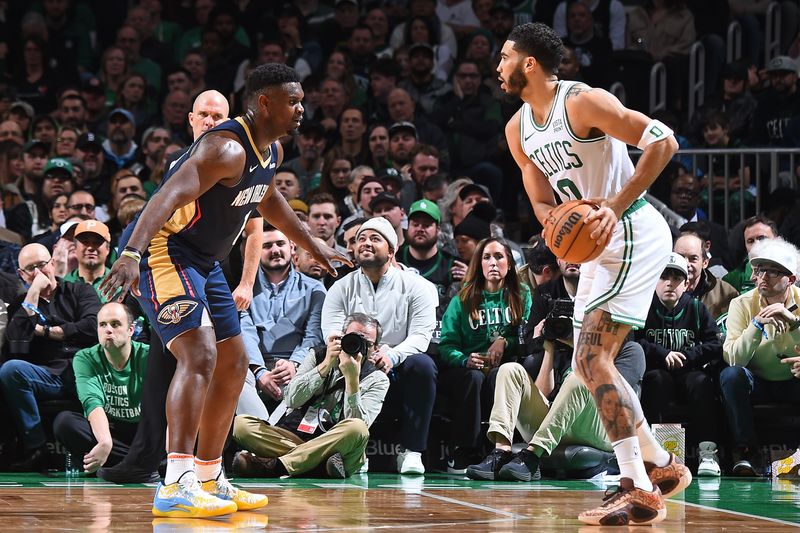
[233,416,369,476]
[487,363,611,455]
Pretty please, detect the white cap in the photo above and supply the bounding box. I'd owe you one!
[59,220,80,238]
[664,252,689,278]
[356,216,398,250]
[749,237,799,276]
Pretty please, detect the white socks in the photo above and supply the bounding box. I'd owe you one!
[613,436,653,491]
[165,453,195,485]
[637,421,671,467]
[195,457,223,482]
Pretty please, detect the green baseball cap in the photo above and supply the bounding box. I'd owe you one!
[408,199,441,223]
[43,157,74,177]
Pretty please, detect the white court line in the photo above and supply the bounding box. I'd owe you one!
[679,500,800,528]
[417,490,526,519]
[262,517,523,532]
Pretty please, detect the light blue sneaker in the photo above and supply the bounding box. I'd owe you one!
[152,471,237,518]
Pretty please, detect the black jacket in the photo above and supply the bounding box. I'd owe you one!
[635,292,721,373]
[3,278,101,375]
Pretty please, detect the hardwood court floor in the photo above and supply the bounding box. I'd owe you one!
[0,473,798,531]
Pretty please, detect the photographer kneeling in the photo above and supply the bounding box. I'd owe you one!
[232,313,390,478]
[467,258,646,482]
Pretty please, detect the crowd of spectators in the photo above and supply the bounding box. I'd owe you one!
[0,0,799,481]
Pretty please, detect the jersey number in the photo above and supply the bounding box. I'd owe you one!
[557,179,583,201]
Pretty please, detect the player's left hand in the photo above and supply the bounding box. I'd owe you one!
[309,240,353,276]
[584,198,618,247]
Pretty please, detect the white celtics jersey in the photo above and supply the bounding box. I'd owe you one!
[519,80,635,203]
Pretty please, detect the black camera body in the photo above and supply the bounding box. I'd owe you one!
[340,332,368,356]
[543,298,575,341]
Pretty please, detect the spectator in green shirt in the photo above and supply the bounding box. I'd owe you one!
[437,237,531,472]
[53,302,149,473]
[723,216,778,294]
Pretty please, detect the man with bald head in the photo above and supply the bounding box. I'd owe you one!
[674,232,738,321]
[1,243,101,471]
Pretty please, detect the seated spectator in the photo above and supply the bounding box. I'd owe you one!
[688,61,757,145]
[748,56,800,152]
[402,18,453,81]
[274,169,303,203]
[723,216,778,294]
[665,162,731,269]
[674,232,738,321]
[294,237,328,281]
[101,109,139,176]
[1,243,100,471]
[454,201,494,265]
[342,168,381,221]
[518,236,560,292]
[32,193,70,250]
[721,237,800,476]
[467,253,645,481]
[438,237,531,473]
[554,0,626,51]
[236,226,326,421]
[67,189,99,222]
[31,115,58,152]
[63,220,112,300]
[562,0,613,88]
[55,126,80,158]
[370,192,406,249]
[53,302,148,473]
[397,43,453,115]
[232,313,390,479]
[387,90,449,171]
[283,121,326,196]
[322,217,438,474]
[5,139,49,241]
[308,193,343,251]
[636,254,724,476]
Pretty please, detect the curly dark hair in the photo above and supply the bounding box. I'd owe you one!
[245,63,299,109]
[507,22,566,75]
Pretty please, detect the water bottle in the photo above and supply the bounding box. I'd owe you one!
[65,451,79,477]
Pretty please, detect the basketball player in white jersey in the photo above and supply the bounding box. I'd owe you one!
[499,23,691,526]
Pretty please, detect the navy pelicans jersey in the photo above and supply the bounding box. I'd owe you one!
[519,80,635,203]
[121,117,276,269]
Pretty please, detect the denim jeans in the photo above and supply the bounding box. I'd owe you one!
[719,365,800,447]
[0,359,75,450]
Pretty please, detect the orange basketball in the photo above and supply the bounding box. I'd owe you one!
[543,200,605,263]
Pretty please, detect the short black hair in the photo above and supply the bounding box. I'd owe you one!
[507,22,566,74]
[245,63,299,110]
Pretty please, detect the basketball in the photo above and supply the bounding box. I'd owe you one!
[543,200,605,263]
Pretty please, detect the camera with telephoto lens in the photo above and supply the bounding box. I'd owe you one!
[340,332,369,356]
[543,298,575,341]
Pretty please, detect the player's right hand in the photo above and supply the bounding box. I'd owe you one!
[310,241,353,277]
[584,198,617,247]
[98,255,141,302]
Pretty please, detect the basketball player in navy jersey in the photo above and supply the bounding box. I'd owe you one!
[100,64,350,518]
[497,24,691,525]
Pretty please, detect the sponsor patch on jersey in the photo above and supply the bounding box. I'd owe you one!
[157,300,198,324]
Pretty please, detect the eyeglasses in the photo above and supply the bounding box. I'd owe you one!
[69,203,95,212]
[671,187,696,198]
[20,259,51,273]
[753,266,789,279]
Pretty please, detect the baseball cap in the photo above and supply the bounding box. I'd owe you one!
[408,199,441,223]
[369,191,401,212]
[77,132,102,151]
[23,138,49,153]
[459,183,492,202]
[389,121,418,139]
[377,167,402,188]
[357,216,398,250]
[81,76,105,95]
[749,237,799,276]
[524,235,557,269]
[74,220,111,243]
[59,220,81,239]
[9,101,34,119]
[43,157,74,177]
[109,108,136,126]
[408,42,435,57]
[288,198,309,215]
[722,61,748,80]
[663,252,689,278]
[765,55,798,74]
[454,202,494,241]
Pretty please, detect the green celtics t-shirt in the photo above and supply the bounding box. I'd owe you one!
[72,341,149,423]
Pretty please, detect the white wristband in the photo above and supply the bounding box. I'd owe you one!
[636,119,674,150]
